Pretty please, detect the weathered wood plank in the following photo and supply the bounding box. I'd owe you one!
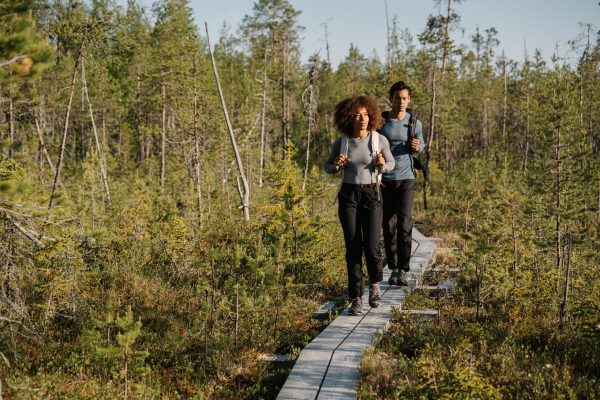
[277,349,333,400]
[277,228,436,400]
[317,350,361,399]
[412,229,428,241]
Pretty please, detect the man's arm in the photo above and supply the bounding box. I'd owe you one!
[412,119,425,154]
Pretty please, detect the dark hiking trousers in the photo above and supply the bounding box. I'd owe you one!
[382,179,417,272]
[338,183,384,299]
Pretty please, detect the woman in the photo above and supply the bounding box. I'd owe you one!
[324,96,395,315]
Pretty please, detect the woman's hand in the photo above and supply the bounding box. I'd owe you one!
[334,154,348,169]
[375,153,385,170]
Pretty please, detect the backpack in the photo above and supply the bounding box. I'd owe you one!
[335,131,382,203]
[382,110,429,182]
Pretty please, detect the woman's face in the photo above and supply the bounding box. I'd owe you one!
[352,107,369,134]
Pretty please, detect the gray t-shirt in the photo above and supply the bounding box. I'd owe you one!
[379,111,425,181]
[324,132,395,184]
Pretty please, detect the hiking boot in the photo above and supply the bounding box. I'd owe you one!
[388,269,400,285]
[348,297,363,316]
[397,271,410,286]
[369,283,381,308]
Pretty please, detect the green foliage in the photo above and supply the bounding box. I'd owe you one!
[82,305,150,387]
[1,0,599,397]
[0,156,24,190]
[0,0,53,81]
[361,151,600,398]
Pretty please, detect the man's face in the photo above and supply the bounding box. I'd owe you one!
[391,89,411,112]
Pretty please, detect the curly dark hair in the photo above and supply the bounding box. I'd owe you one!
[333,95,383,136]
[388,80,412,100]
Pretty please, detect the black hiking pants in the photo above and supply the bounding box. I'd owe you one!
[382,179,416,272]
[338,183,384,299]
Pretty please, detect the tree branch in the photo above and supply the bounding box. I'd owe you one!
[0,54,28,68]
[3,215,43,246]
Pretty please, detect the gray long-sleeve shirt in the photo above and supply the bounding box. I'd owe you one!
[324,131,395,184]
[380,111,425,181]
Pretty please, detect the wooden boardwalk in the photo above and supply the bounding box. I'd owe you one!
[277,228,437,400]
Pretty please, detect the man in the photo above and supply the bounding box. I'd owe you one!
[379,81,425,286]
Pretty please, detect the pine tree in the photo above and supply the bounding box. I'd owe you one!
[1,0,53,159]
[241,0,303,157]
[149,0,201,195]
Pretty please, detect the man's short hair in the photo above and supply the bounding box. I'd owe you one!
[388,81,412,100]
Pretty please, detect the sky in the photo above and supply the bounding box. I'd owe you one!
[148,0,600,67]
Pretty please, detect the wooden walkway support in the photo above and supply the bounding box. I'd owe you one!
[277,228,437,400]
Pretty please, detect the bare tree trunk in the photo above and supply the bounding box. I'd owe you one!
[444,138,450,175]
[224,166,232,218]
[323,22,331,67]
[524,86,531,172]
[424,52,438,210]
[555,126,562,273]
[385,0,391,69]
[48,46,82,210]
[597,186,600,224]
[440,0,453,74]
[235,284,239,348]
[160,79,167,194]
[102,110,107,150]
[192,54,203,229]
[281,43,288,156]
[303,113,312,191]
[302,62,318,190]
[8,83,14,159]
[502,53,508,146]
[136,64,144,163]
[223,117,260,185]
[512,215,518,273]
[259,50,268,188]
[434,0,454,174]
[81,57,111,205]
[559,231,572,329]
[80,68,86,160]
[206,23,250,221]
[426,54,438,156]
[482,95,489,156]
[246,141,252,189]
[34,109,55,172]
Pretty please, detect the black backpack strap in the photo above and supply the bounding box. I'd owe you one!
[407,111,429,182]
[408,111,417,153]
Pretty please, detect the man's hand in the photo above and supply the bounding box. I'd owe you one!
[410,138,420,152]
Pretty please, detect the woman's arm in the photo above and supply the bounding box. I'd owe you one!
[379,135,395,173]
[324,137,342,174]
